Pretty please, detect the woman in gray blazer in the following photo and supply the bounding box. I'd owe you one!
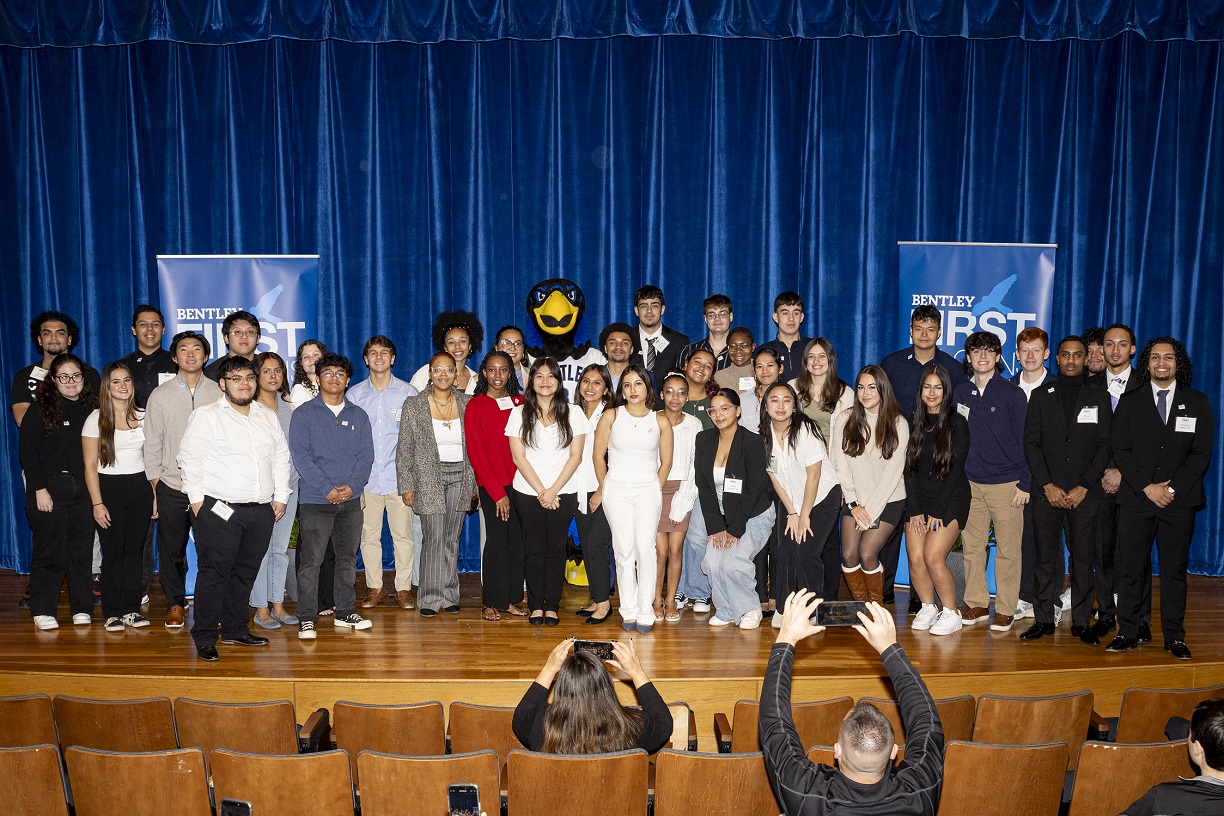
[397,352,477,616]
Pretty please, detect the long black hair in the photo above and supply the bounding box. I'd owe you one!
[474,350,523,397]
[520,357,573,449]
[1136,336,1193,388]
[572,363,614,411]
[905,364,955,479]
[758,382,824,452]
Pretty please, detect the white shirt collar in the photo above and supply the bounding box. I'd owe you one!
[639,326,668,352]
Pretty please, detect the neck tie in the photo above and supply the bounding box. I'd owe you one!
[1157,389,1169,424]
[646,337,657,372]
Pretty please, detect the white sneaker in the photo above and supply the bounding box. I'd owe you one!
[141,595,150,605]
[1014,600,1035,619]
[708,614,734,627]
[912,604,939,631]
[334,613,372,630]
[299,621,317,640]
[692,598,712,613]
[929,609,963,636]
[1059,587,1071,611]
[739,609,763,630]
[104,617,124,632]
[771,612,783,628]
[33,615,59,630]
[674,592,691,609]
[121,613,150,628]
[1054,604,1063,626]
[72,613,91,626]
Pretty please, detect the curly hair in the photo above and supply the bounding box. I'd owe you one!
[432,310,484,353]
[292,339,329,389]
[1136,336,1193,388]
[39,354,98,436]
[29,311,80,351]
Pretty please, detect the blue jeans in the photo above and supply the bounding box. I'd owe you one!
[702,506,777,622]
[677,502,712,601]
[250,489,297,607]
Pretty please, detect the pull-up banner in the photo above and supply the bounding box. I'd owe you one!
[897,242,1057,377]
[156,255,320,372]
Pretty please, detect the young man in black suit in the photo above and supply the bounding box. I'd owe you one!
[1106,337,1214,659]
[1018,336,1112,644]
[630,285,688,387]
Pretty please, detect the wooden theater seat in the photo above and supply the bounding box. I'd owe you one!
[937,741,1069,816]
[52,695,177,753]
[0,694,59,748]
[357,749,500,816]
[64,746,213,816]
[332,699,445,784]
[210,748,354,816]
[1066,740,1194,816]
[714,697,853,753]
[507,748,649,816]
[653,749,780,816]
[972,690,1093,770]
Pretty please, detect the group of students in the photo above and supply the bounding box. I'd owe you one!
[11,286,1214,662]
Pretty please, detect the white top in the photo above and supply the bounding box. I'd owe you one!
[409,364,478,395]
[289,381,318,408]
[1016,373,1047,401]
[606,408,662,485]
[574,403,605,512]
[432,418,464,462]
[177,399,292,506]
[712,465,726,513]
[767,425,839,507]
[505,405,590,496]
[739,388,761,433]
[665,413,702,521]
[325,400,344,417]
[82,409,147,475]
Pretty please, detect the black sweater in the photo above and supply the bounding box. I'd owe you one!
[903,414,970,521]
[512,680,673,754]
[760,643,943,816]
[19,398,89,495]
[1123,778,1224,815]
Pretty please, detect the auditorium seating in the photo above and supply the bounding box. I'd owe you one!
[0,744,70,816]
[332,699,446,784]
[357,749,501,816]
[447,701,525,777]
[0,694,58,748]
[1066,740,1192,816]
[653,749,780,815]
[714,696,854,752]
[937,741,1069,816]
[52,694,177,753]
[859,694,977,743]
[1110,684,1224,743]
[507,748,650,816]
[971,690,1094,770]
[64,746,213,816]
[173,697,330,761]
[211,748,355,816]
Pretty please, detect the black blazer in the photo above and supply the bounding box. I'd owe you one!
[1024,378,1113,499]
[1103,367,1144,469]
[1112,384,1214,508]
[694,426,772,538]
[630,325,689,387]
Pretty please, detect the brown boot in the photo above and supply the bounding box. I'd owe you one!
[843,566,868,601]
[862,567,884,603]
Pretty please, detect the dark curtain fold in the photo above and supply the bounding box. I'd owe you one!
[1,32,1221,573]
[3,1,1224,48]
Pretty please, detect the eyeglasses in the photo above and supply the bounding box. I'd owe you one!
[728,342,753,350]
[54,373,83,384]
[498,339,524,349]
[662,388,688,397]
[705,310,731,319]
[225,374,258,384]
[229,329,259,338]
[430,366,457,375]
[319,370,347,380]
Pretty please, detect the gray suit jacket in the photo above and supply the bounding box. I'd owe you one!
[395,389,476,514]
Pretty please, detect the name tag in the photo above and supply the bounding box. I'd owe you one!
[956,403,970,419]
[724,477,743,494]
[31,366,48,382]
[1175,417,1197,433]
[158,372,176,386]
[128,426,145,442]
[1076,406,1098,424]
[738,376,755,392]
[211,500,234,521]
[394,408,403,421]
[496,397,514,410]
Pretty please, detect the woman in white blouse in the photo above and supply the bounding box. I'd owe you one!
[829,366,909,604]
[573,364,615,624]
[83,362,155,631]
[289,339,327,408]
[655,372,701,622]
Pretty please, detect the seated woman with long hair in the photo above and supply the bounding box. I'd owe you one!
[513,638,673,754]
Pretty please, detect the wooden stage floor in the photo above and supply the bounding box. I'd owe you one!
[2,571,1222,750]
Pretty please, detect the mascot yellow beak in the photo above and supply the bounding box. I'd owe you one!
[534,290,580,336]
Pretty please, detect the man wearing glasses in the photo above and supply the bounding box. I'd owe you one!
[178,355,291,660]
[677,294,735,374]
[203,310,262,382]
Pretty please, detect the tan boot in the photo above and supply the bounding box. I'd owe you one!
[863,567,884,604]
[843,566,868,601]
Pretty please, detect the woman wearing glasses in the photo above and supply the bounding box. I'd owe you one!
[397,352,477,616]
[829,366,909,603]
[20,354,98,630]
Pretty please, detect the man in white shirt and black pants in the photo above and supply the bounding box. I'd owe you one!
[178,356,290,661]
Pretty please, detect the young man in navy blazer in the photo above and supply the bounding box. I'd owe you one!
[1106,337,1214,659]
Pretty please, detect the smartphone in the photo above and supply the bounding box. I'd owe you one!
[447,783,481,816]
[220,801,252,816]
[574,639,615,661]
[814,600,867,627]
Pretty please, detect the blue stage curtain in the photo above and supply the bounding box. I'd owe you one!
[1,33,1221,573]
[2,1,1223,47]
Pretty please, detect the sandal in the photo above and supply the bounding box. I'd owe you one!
[665,604,681,623]
[318,608,334,617]
[482,607,501,622]
[504,604,529,617]
[653,599,665,619]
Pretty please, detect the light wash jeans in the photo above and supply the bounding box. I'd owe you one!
[702,505,776,623]
[250,489,297,607]
[677,502,712,601]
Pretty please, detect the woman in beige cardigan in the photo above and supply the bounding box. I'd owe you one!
[829,365,909,603]
[397,352,477,616]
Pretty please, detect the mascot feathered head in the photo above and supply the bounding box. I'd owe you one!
[525,278,594,355]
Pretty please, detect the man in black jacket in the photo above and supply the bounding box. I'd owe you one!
[1106,337,1214,659]
[760,591,943,816]
[629,285,689,387]
[1019,336,1112,644]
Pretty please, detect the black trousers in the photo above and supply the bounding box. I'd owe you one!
[1117,500,1195,645]
[575,505,613,604]
[773,486,842,612]
[1019,502,1068,605]
[97,472,155,618]
[27,485,94,618]
[512,489,577,613]
[480,486,526,609]
[754,529,776,603]
[141,517,155,597]
[1031,495,1099,627]
[1095,492,1151,623]
[190,498,274,647]
[154,482,195,609]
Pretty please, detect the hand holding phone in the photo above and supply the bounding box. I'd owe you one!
[813,600,868,628]
[574,639,614,661]
[447,783,480,816]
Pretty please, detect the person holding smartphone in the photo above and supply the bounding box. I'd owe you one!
[903,365,970,636]
[829,366,908,604]
[694,389,776,630]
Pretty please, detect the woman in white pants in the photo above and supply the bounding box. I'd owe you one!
[593,365,673,633]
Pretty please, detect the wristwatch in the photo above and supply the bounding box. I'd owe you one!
[847,501,860,510]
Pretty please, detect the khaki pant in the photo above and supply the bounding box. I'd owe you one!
[963,480,1024,615]
[359,492,415,592]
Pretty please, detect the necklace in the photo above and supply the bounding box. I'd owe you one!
[430,393,458,429]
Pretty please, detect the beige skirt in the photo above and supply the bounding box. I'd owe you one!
[657,480,690,534]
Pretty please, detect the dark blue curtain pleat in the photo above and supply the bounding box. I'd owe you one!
[1,33,1221,573]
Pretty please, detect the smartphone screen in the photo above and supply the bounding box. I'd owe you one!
[220,801,253,816]
[814,600,867,627]
[447,783,480,816]
[573,639,615,661]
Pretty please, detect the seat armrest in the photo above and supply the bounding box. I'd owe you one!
[713,712,732,753]
[299,708,331,753]
[688,709,698,751]
[1088,709,1110,742]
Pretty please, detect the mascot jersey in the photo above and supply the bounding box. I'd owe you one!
[523,278,607,402]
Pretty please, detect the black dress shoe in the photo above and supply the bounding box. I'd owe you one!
[1137,621,1153,644]
[196,644,220,661]
[585,612,611,625]
[1019,622,1056,640]
[528,614,544,626]
[1105,635,1138,653]
[544,615,560,626]
[444,605,461,614]
[419,608,438,617]
[1072,626,1100,646]
[1165,640,1192,660]
[1089,616,1115,638]
[221,633,269,646]
[576,608,595,617]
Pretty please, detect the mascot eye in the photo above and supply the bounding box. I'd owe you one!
[532,291,546,304]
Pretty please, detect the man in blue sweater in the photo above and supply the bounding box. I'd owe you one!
[289,352,375,640]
